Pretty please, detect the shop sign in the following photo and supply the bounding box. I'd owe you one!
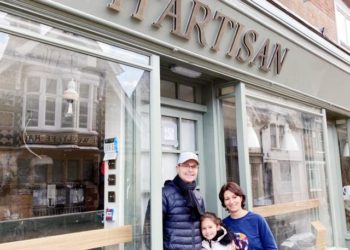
[107,0,289,74]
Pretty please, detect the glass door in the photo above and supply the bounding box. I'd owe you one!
[160,106,204,185]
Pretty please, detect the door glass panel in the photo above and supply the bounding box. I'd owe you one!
[161,153,178,184]
[161,116,179,150]
[181,119,196,151]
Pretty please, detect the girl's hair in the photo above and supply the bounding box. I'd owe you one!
[218,182,246,209]
[200,212,222,226]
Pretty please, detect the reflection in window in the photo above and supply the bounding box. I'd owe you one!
[52,160,63,183]
[34,164,48,183]
[0,11,150,65]
[181,119,196,152]
[78,83,89,128]
[161,80,176,99]
[270,124,277,148]
[26,96,39,127]
[179,84,195,102]
[83,160,94,181]
[220,86,234,96]
[116,65,146,98]
[221,94,239,183]
[79,102,88,128]
[280,162,291,182]
[45,98,56,126]
[161,116,178,150]
[17,159,30,185]
[307,162,323,191]
[97,42,150,65]
[160,79,197,103]
[335,0,350,48]
[61,100,75,128]
[67,160,79,182]
[0,11,151,248]
[336,121,350,233]
[246,95,333,248]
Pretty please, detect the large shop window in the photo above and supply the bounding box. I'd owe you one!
[336,121,350,235]
[247,96,332,248]
[0,11,151,249]
[222,88,333,249]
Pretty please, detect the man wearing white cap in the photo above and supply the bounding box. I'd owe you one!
[162,152,205,250]
[144,152,205,250]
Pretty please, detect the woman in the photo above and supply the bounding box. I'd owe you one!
[219,182,277,250]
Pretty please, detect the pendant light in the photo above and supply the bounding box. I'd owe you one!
[247,117,260,148]
[170,65,202,78]
[281,124,299,151]
[63,78,79,118]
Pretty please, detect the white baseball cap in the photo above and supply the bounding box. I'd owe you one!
[177,152,199,165]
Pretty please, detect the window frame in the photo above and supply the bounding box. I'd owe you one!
[335,0,350,48]
[22,70,99,132]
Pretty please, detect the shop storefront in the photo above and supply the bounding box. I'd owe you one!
[0,0,349,249]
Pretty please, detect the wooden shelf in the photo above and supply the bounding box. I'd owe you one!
[253,198,320,217]
[0,225,132,250]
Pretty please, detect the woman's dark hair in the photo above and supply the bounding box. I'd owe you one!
[218,182,246,209]
[200,212,222,226]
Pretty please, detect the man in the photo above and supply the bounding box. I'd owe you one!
[144,152,205,250]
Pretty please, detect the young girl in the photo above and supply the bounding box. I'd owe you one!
[200,212,233,250]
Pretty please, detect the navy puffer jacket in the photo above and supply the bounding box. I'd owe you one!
[163,180,205,250]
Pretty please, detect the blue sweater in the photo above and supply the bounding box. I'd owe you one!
[162,180,205,250]
[223,211,277,250]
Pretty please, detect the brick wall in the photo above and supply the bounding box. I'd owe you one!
[272,0,338,43]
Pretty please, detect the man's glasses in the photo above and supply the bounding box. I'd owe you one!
[180,163,199,170]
